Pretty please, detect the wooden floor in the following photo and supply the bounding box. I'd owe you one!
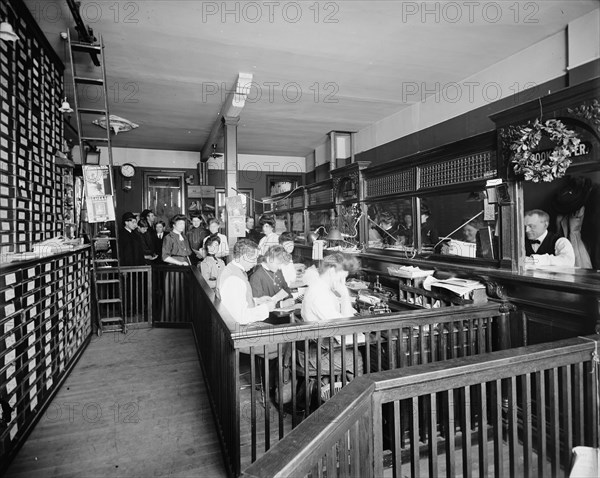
[4,328,227,478]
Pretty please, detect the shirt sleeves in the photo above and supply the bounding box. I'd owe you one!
[531,237,576,267]
[220,275,269,324]
[219,234,229,258]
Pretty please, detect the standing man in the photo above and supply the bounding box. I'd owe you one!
[245,216,263,244]
[524,209,575,267]
[118,212,145,266]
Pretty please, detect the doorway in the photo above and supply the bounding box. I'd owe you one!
[144,172,185,227]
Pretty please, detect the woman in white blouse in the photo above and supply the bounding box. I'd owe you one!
[299,252,364,383]
[257,215,279,256]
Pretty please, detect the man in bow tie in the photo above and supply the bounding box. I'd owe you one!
[524,209,575,267]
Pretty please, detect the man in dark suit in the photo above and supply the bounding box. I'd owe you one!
[153,220,166,260]
[524,209,575,267]
[245,216,263,244]
[118,212,145,266]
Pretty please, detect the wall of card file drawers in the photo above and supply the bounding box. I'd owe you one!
[0,0,93,468]
[0,0,66,255]
[0,248,92,463]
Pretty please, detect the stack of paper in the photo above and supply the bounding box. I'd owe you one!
[387,266,434,279]
[431,278,485,296]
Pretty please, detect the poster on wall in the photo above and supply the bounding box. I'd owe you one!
[83,166,116,223]
[226,194,247,237]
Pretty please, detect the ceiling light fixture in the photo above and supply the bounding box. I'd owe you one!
[92,114,139,135]
[59,97,73,113]
[0,21,19,42]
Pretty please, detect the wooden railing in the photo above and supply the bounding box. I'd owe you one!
[151,264,194,325]
[118,266,153,326]
[241,335,600,478]
[188,268,506,476]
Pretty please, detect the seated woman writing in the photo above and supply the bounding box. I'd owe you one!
[249,245,295,310]
[299,252,364,387]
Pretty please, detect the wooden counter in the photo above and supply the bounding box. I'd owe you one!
[296,245,600,344]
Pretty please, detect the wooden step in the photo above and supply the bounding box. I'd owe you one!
[100,325,124,333]
[96,279,120,284]
[94,258,118,262]
[74,76,104,86]
[70,41,102,53]
[100,317,123,323]
[98,298,121,304]
[78,107,106,115]
[81,136,109,143]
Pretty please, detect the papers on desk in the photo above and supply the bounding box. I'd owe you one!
[273,303,302,313]
[444,239,477,258]
[387,266,434,279]
[430,278,485,298]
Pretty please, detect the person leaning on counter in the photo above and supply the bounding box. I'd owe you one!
[299,252,363,381]
[524,209,575,267]
[216,239,276,324]
[249,245,294,308]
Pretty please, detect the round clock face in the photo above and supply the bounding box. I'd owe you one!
[120,163,135,178]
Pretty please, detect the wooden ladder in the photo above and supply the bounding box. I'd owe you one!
[67,30,126,335]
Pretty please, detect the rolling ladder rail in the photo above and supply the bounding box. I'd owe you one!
[67,30,126,335]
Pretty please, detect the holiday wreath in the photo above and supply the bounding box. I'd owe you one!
[509,118,580,182]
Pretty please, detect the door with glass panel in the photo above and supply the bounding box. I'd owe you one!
[144,172,185,227]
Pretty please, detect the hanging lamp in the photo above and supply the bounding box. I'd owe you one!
[0,21,19,42]
[59,97,73,113]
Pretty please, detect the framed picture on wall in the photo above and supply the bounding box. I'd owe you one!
[266,174,302,196]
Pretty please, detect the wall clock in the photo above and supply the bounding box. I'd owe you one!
[120,163,136,178]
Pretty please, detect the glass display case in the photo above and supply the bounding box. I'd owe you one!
[363,132,503,264]
[305,179,334,243]
[263,186,306,243]
[331,161,370,249]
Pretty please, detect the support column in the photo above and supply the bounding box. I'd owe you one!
[223,116,240,250]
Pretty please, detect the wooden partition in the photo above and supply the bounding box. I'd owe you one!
[96,266,153,327]
[188,268,506,476]
[241,335,600,478]
[151,264,193,325]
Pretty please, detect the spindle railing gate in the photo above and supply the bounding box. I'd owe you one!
[241,335,600,478]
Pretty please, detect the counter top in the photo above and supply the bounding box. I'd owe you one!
[0,245,91,272]
[296,245,600,296]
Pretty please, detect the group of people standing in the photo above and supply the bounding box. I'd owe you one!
[118,210,230,272]
[118,209,166,266]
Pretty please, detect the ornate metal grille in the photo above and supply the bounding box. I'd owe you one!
[366,169,416,197]
[419,152,496,189]
[308,188,333,206]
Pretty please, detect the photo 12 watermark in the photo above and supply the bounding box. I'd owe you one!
[29,1,140,25]
[400,1,539,24]
[44,401,140,424]
[201,1,340,24]
[399,81,541,105]
[201,81,339,105]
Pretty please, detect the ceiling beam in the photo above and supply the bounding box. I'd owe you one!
[200,72,253,162]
